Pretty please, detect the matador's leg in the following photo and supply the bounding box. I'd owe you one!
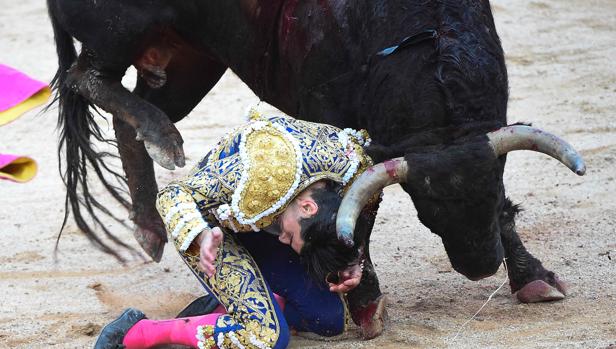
[180,230,290,349]
[238,232,349,337]
[96,229,290,348]
[95,308,221,348]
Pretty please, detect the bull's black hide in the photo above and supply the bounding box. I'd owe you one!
[46,0,568,313]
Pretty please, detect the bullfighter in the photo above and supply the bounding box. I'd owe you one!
[94,111,385,349]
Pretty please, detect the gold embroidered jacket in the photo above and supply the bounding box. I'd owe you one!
[156,114,372,252]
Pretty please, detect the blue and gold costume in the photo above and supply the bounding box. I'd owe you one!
[156,112,372,349]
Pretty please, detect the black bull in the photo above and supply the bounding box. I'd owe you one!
[47,0,582,319]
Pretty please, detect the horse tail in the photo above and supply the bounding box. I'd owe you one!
[47,0,136,262]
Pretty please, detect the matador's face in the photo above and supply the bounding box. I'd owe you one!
[277,214,304,253]
[272,190,319,253]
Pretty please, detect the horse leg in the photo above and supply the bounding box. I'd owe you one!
[66,49,185,170]
[500,198,567,303]
[116,41,227,261]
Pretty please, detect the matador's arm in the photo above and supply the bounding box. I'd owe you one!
[156,183,210,253]
[155,161,230,253]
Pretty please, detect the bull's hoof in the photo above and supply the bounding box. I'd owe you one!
[515,279,567,303]
[134,226,166,262]
[136,126,185,170]
[351,295,388,340]
[142,137,185,170]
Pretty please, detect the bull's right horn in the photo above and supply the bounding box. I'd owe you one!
[486,125,586,176]
[336,158,408,247]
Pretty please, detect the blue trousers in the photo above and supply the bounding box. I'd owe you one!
[180,230,347,349]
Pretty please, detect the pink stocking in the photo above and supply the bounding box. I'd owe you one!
[122,313,220,349]
[121,294,285,349]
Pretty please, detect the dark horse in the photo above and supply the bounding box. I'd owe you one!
[47,0,584,335]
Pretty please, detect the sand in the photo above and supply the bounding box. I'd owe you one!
[0,0,614,348]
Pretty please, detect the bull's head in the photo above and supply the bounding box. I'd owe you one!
[337,126,585,279]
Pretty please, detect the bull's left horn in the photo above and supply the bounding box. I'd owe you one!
[336,158,408,247]
[486,125,586,176]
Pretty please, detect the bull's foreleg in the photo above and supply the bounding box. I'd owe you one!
[113,116,166,261]
[500,198,567,303]
[66,50,185,170]
[346,201,387,340]
[118,46,227,260]
[347,246,387,340]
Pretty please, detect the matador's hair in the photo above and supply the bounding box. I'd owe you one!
[299,180,359,284]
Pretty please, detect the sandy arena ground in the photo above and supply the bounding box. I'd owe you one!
[0,0,615,348]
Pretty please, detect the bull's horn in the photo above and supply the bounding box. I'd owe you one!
[486,125,586,176]
[336,158,408,247]
[336,125,586,247]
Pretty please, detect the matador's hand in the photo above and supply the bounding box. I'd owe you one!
[197,227,223,277]
[328,262,363,294]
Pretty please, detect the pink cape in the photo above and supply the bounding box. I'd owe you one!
[0,63,50,125]
[0,64,48,183]
[0,153,37,183]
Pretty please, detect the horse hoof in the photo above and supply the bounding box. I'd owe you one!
[516,279,566,303]
[134,227,166,262]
